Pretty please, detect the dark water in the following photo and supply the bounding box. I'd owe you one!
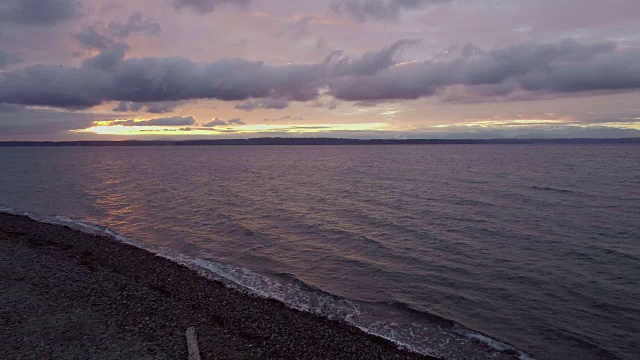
[1,145,638,359]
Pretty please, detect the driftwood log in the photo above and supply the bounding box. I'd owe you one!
[185,327,202,360]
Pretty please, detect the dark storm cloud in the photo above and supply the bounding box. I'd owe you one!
[1,39,639,108]
[235,98,289,111]
[0,50,21,69]
[172,0,250,13]
[77,53,320,105]
[116,116,196,126]
[0,0,82,26]
[328,39,640,101]
[330,0,451,22]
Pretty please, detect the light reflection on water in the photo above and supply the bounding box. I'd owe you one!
[1,145,639,359]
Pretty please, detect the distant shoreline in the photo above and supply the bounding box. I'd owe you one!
[1,137,639,147]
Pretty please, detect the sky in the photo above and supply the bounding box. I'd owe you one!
[0,0,639,140]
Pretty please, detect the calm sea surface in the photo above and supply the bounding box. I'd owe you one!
[1,145,638,359]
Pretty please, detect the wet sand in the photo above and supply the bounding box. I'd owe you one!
[0,213,432,359]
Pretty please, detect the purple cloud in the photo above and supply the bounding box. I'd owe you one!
[112,101,180,113]
[172,0,250,13]
[0,0,82,25]
[202,117,244,127]
[106,11,161,38]
[0,106,111,136]
[330,0,451,22]
[328,39,640,101]
[0,39,638,109]
[75,12,160,50]
[235,98,289,111]
[0,50,21,69]
[203,118,227,127]
[227,117,245,125]
[328,39,420,76]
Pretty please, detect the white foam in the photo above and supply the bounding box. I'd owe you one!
[1,205,535,359]
[0,206,360,319]
[453,323,535,359]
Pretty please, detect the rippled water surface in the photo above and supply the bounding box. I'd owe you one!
[1,145,639,359]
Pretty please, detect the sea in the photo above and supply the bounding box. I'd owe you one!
[1,144,638,359]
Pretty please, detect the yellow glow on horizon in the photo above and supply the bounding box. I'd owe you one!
[430,118,640,131]
[72,118,640,137]
[578,121,640,130]
[432,119,571,128]
[92,120,128,126]
[73,122,391,136]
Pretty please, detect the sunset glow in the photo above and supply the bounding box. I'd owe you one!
[1,0,639,140]
[75,122,391,136]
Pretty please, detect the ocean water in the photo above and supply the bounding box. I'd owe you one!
[1,145,638,359]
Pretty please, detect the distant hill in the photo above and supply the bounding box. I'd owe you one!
[1,138,639,147]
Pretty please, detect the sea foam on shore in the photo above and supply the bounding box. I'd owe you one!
[2,210,433,359]
[1,206,531,359]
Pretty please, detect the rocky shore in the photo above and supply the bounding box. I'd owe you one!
[0,213,431,359]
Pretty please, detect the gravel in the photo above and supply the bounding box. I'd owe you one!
[1,213,433,359]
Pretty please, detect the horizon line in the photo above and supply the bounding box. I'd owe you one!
[1,137,639,147]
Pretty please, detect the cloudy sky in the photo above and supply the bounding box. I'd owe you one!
[1,0,639,140]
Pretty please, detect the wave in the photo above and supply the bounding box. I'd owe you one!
[0,206,359,319]
[1,205,534,359]
[451,199,497,207]
[531,186,574,193]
